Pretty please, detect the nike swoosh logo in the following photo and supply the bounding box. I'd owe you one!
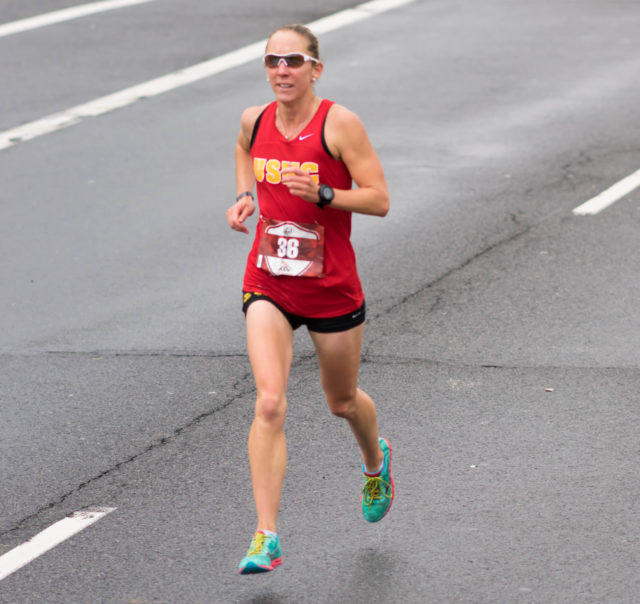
[298,134,315,141]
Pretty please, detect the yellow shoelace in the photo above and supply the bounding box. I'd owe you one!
[248,532,268,556]
[362,476,391,507]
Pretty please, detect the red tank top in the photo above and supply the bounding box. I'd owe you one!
[242,99,364,317]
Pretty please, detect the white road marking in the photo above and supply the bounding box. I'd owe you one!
[0,507,115,582]
[573,168,640,215]
[0,0,417,152]
[0,39,267,151]
[0,0,156,38]
[306,0,415,34]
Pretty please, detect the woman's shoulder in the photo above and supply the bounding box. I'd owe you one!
[325,101,366,135]
[240,103,272,136]
[324,101,367,158]
[240,103,270,150]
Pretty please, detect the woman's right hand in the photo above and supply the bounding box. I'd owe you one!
[226,197,256,234]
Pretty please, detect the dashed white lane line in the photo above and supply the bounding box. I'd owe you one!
[573,168,640,215]
[0,0,156,38]
[0,508,116,582]
[0,0,417,152]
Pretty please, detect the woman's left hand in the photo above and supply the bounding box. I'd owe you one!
[281,167,319,204]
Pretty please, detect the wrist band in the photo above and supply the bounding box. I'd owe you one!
[235,191,254,202]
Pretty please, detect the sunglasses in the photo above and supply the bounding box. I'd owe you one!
[263,52,319,68]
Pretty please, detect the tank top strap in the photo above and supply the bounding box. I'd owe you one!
[250,102,276,149]
[308,99,334,131]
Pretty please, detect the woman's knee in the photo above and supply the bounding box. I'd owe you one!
[326,392,357,419]
[255,391,287,426]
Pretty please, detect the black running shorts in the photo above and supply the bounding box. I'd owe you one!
[242,292,365,333]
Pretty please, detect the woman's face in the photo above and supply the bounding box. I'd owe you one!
[265,30,322,102]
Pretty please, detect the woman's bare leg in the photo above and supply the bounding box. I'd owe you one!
[245,301,294,532]
[309,324,383,471]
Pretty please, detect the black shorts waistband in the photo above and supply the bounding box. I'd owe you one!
[242,292,365,333]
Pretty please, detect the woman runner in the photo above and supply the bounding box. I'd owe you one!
[226,24,394,575]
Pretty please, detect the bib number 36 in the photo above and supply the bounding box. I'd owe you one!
[257,217,325,278]
[277,237,299,259]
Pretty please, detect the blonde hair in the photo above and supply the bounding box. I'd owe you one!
[268,24,320,60]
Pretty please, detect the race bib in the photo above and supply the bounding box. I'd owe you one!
[257,217,325,278]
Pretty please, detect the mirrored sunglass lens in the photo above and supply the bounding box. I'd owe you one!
[284,54,305,67]
[264,54,307,68]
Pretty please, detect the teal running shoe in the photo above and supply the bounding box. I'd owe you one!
[238,531,283,574]
[361,437,395,522]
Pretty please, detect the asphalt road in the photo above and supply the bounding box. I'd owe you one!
[1,0,639,602]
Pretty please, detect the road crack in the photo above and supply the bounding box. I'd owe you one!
[372,224,532,319]
[0,362,255,541]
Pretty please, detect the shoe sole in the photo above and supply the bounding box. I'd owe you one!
[238,556,283,574]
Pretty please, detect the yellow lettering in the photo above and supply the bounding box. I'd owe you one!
[254,159,320,185]
[281,161,300,171]
[253,157,266,182]
[301,162,320,185]
[266,159,281,184]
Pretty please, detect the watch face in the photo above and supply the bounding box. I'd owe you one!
[321,185,333,202]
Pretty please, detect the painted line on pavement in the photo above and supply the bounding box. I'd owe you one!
[0,0,156,38]
[573,168,640,215]
[0,507,116,581]
[0,0,416,152]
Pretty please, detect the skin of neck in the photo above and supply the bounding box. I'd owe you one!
[277,92,318,125]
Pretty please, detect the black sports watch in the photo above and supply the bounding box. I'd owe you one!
[317,184,334,209]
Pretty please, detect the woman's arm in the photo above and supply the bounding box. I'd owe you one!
[282,104,389,217]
